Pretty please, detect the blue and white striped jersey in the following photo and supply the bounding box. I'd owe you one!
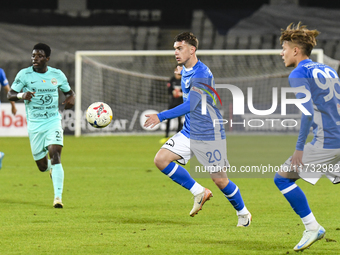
[289,59,340,149]
[158,60,225,141]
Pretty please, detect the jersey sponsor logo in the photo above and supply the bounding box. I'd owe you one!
[32,112,57,118]
[37,89,57,92]
[51,78,58,85]
[191,86,203,94]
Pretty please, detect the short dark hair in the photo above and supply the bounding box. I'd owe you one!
[33,43,51,57]
[174,32,198,51]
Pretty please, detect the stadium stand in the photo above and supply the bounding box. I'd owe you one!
[1,5,340,105]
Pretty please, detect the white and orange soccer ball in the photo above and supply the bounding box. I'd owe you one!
[86,102,113,128]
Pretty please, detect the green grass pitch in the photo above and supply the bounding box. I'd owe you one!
[0,135,339,255]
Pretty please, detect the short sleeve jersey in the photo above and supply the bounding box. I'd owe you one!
[289,59,340,149]
[11,66,71,132]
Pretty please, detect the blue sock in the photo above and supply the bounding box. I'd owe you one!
[161,162,195,190]
[221,180,245,211]
[274,173,311,218]
[51,163,64,199]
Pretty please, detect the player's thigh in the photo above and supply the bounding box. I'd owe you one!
[191,139,230,173]
[28,131,48,161]
[45,126,64,148]
[160,132,192,165]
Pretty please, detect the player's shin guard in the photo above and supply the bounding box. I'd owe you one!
[161,162,195,190]
[274,173,311,218]
[51,163,64,199]
[221,180,246,213]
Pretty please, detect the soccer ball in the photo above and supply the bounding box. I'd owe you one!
[86,102,113,128]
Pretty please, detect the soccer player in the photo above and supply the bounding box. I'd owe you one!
[7,43,75,208]
[144,32,251,226]
[274,22,340,251]
[0,68,17,169]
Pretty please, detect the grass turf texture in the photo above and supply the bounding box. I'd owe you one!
[0,135,339,255]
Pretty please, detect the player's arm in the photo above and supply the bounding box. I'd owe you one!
[144,89,201,128]
[289,74,314,168]
[62,90,75,109]
[3,85,17,115]
[7,89,35,102]
[144,100,190,128]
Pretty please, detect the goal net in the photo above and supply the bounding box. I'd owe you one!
[74,49,328,136]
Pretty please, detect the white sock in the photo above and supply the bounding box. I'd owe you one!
[190,182,205,196]
[302,212,319,231]
[236,206,249,216]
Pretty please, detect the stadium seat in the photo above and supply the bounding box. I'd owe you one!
[213,33,225,49]
[261,34,275,49]
[323,40,337,59]
[135,27,148,50]
[191,10,204,40]
[225,34,238,49]
[146,27,160,50]
[333,43,340,60]
[237,35,249,49]
[201,18,214,49]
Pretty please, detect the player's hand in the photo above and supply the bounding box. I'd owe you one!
[144,114,160,128]
[290,150,304,172]
[11,104,17,115]
[22,92,35,101]
[62,95,75,109]
[174,65,182,74]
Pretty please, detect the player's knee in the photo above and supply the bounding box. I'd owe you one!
[50,153,61,165]
[154,154,166,170]
[154,152,174,170]
[274,172,294,189]
[37,163,47,172]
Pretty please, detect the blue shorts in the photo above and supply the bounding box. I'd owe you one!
[28,126,64,161]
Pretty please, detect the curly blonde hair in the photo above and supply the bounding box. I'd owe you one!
[280,22,320,56]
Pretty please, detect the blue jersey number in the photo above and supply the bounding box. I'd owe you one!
[206,149,221,163]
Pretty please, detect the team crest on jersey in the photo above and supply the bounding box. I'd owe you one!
[337,103,340,116]
[51,78,58,85]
